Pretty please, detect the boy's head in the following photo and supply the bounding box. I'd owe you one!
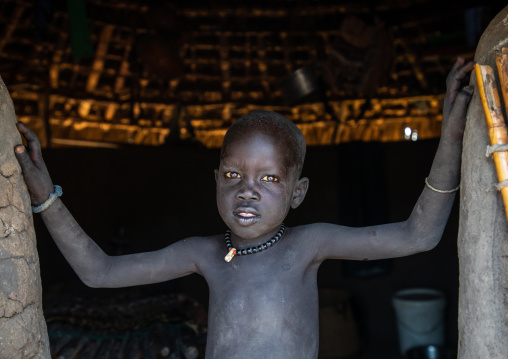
[221,111,306,177]
[216,111,309,240]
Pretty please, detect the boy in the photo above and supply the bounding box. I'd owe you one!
[14,58,474,358]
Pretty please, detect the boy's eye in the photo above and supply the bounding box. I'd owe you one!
[225,171,241,179]
[261,175,279,183]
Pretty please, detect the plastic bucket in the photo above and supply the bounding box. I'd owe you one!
[392,288,446,354]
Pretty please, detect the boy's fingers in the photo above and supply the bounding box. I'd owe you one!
[447,86,474,121]
[16,122,43,162]
[17,122,38,144]
[444,61,475,117]
[447,61,475,90]
[16,121,31,137]
[450,56,465,72]
[446,58,465,88]
[456,61,475,81]
[14,145,37,173]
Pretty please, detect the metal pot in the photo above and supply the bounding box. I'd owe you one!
[279,65,321,106]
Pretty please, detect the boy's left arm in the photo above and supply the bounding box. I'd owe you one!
[311,57,475,261]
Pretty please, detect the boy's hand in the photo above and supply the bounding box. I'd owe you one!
[14,122,55,206]
[441,56,475,143]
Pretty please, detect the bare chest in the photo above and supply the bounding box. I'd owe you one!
[201,246,320,358]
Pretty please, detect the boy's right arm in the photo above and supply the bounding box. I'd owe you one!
[14,122,200,288]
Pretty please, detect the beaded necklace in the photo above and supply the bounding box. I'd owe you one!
[224,223,285,262]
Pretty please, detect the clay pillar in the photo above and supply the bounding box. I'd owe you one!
[0,77,50,357]
[458,6,508,358]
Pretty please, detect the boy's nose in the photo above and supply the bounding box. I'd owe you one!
[236,183,260,201]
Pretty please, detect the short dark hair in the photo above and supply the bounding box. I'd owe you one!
[221,111,306,176]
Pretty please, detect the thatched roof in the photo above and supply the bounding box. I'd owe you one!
[1,0,485,148]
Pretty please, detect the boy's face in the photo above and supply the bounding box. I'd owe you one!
[215,131,308,242]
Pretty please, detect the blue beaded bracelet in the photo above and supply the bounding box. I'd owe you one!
[32,185,63,213]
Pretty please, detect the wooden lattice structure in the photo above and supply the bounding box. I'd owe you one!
[0,0,477,148]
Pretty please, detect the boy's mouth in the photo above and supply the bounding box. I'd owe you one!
[233,208,260,224]
[237,212,256,218]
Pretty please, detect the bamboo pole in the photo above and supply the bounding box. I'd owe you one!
[475,63,508,221]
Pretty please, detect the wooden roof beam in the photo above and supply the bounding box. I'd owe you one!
[49,32,69,89]
[86,24,115,93]
[113,34,132,95]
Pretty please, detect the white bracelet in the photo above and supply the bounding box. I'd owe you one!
[32,185,63,213]
[425,177,459,194]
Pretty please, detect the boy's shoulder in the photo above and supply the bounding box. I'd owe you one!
[289,222,348,238]
[286,222,352,256]
[168,233,224,272]
[284,223,339,248]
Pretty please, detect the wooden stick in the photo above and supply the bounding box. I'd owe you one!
[475,63,508,221]
[496,48,508,122]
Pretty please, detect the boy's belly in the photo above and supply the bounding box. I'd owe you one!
[205,284,319,359]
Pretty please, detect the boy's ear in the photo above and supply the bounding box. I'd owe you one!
[291,177,309,209]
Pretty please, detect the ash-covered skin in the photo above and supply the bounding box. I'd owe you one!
[14,58,474,359]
